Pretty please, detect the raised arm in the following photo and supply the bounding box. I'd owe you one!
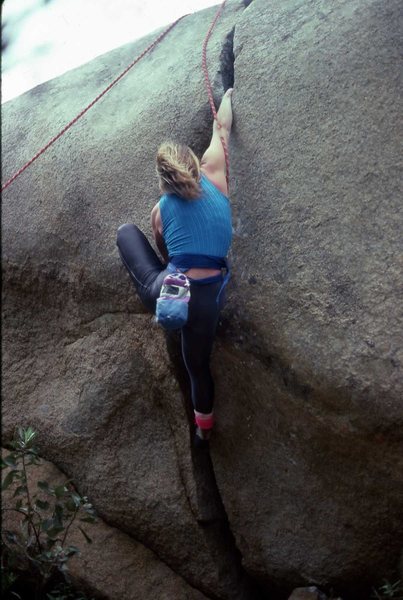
[200,88,233,196]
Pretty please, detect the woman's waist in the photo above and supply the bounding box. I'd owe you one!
[184,267,221,279]
[169,253,227,271]
[167,253,230,285]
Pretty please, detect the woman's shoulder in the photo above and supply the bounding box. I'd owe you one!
[158,192,172,210]
[158,192,182,220]
[200,171,229,200]
[157,194,169,222]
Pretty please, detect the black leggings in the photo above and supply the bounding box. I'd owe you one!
[116,224,225,415]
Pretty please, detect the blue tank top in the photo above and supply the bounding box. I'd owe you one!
[159,174,232,265]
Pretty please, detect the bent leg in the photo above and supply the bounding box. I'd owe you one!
[117,223,167,311]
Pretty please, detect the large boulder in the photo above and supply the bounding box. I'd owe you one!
[212,0,403,595]
[2,0,402,598]
[2,3,258,599]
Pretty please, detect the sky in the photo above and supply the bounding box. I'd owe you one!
[2,0,220,103]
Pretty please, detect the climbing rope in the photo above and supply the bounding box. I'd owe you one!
[1,16,186,192]
[202,0,230,191]
[2,4,230,193]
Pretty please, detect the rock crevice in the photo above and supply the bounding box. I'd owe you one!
[218,26,235,91]
[164,332,264,599]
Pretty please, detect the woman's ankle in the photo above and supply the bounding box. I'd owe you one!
[194,410,214,430]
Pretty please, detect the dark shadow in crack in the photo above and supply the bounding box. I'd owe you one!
[164,330,268,599]
[219,26,235,91]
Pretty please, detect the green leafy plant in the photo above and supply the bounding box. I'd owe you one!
[371,580,403,599]
[1,427,97,599]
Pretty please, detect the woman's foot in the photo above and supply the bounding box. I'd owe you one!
[195,426,212,441]
[194,426,212,449]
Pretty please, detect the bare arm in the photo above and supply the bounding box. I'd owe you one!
[216,87,233,133]
[200,88,233,195]
[151,204,168,263]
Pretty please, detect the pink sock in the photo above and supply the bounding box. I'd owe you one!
[194,410,214,430]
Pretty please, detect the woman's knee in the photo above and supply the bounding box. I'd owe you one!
[117,223,135,243]
[116,224,145,253]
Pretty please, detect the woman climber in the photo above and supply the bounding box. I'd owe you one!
[116,88,233,446]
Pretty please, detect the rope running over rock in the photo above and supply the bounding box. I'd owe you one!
[2,5,230,193]
[1,16,186,192]
[201,0,230,192]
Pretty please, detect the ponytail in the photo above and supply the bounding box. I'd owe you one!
[156,142,201,200]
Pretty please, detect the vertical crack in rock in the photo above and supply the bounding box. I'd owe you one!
[153,25,268,599]
[140,21,266,599]
[165,333,266,599]
[242,0,254,8]
[218,26,235,91]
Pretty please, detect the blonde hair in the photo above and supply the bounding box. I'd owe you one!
[156,142,201,200]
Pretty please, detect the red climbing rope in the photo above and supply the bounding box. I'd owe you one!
[1,16,186,192]
[3,5,230,193]
[202,0,230,192]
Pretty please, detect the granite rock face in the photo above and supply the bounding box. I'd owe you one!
[1,456,209,600]
[2,0,402,598]
[211,0,403,594]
